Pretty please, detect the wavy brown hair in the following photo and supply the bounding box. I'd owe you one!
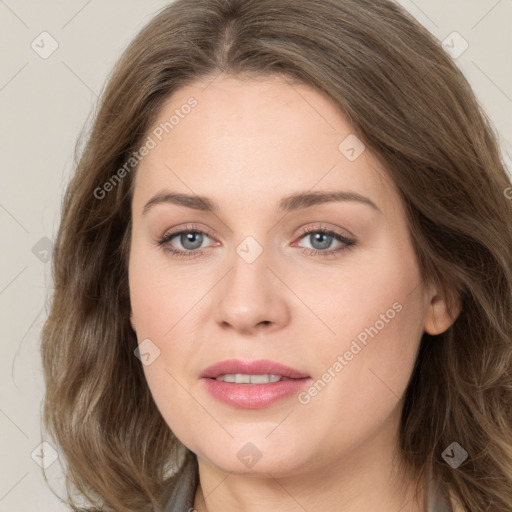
[41,0,512,510]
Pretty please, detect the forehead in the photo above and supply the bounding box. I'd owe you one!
[132,76,398,218]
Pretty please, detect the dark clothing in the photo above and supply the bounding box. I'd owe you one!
[163,452,199,512]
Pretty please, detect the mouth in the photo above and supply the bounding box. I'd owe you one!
[212,373,295,384]
[199,359,311,409]
[199,358,310,381]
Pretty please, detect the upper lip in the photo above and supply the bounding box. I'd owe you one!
[200,359,310,379]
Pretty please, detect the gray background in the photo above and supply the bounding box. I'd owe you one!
[1,0,511,510]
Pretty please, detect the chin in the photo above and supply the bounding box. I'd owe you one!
[193,439,311,478]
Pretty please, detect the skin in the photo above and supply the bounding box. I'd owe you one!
[128,74,460,512]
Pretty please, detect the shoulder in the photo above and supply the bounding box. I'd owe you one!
[162,451,199,512]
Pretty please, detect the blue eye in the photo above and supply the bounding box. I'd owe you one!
[156,226,356,259]
[157,229,212,258]
[295,228,356,257]
[303,231,338,250]
[171,231,208,251]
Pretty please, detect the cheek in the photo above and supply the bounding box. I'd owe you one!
[306,238,425,414]
[293,293,424,457]
[309,239,421,354]
[129,272,197,436]
[128,244,203,411]
[128,242,199,336]
[141,360,202,452]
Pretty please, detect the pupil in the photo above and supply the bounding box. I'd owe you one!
[312,233,332,250]
[182,232,203,250]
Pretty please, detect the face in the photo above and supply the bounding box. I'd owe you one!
[128,74,449,478]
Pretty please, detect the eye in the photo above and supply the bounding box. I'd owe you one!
[294,226,356,257]
[155,224,215,258]
[168,231,208,251]
[155,224,356,259]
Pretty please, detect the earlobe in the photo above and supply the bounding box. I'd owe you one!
[130,311,136,332]
[424,291,462,335]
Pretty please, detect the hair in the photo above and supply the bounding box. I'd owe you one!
[40,0,512,510]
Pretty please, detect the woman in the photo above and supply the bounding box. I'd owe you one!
[41,0,512,511]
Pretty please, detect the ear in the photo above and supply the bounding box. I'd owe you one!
[424,284,462,336]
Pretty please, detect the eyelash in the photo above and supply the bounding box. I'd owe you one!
[155,224,356,259]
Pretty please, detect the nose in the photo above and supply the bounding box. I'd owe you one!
[212,242,290,335]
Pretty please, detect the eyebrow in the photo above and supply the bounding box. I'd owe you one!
[142,189,381,215]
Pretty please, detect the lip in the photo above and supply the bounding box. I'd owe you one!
[200,359,311,409]
[200,358,310,379]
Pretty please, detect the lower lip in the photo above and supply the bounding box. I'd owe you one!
[201,378,312,409]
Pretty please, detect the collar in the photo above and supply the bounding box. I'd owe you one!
[163,450,199,512]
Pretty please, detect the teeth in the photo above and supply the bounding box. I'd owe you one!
[215,373,283,384]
